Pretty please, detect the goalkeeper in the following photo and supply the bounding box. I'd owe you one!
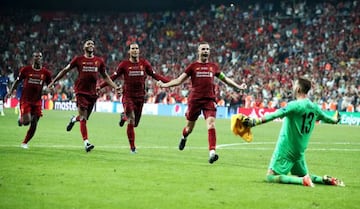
[243,77,344,187]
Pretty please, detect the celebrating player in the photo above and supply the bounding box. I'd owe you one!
[98,43,170,153]
[243,77,345,187]
[48,39,120,152]
[157,42,247,164]
[7,52,52,149]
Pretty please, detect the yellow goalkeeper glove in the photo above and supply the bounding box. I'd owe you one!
[243,117,262,127]
[333,111,341,124]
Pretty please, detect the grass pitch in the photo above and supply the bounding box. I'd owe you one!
[0,109,359,209]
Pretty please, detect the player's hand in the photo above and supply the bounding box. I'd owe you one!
[47,82,55,91]
[96,86,101,95]
[243,117,261,127]
[239,83,247,90]
[115,86,122,96]
[334,111,341,124]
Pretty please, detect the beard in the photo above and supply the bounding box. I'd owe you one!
[33,62,41,69]
[85,48,94,55]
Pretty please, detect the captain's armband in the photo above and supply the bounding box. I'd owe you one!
[218,72,225,80]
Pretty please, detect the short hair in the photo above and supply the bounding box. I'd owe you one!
[32,51,42,57]
[198,42,210,51]
[297,77,312,94]
[129,43,139,49]
[84,39,94,44]
[199,41,209,46]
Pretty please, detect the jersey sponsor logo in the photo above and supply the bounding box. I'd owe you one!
[195,71,213,78]
[82,66,98,72]
[28,78,43,85]
[128,71,144,76]
[28,73,45,85]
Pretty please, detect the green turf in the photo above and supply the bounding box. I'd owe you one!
[0,108,359,209]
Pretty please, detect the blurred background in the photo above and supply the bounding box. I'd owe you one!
[0,0,359,112]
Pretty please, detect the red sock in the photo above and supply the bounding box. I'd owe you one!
[127,123,135,149]
[76,115,80,121]
[23,123,37,144]
[80,119,88,140]
[208,128,216,150]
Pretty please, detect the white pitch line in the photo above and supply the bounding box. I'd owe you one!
[0,142,359,151]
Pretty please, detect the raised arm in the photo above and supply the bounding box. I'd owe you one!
[99,71,120,90]
[48,64,72,88]
[158,73,188,88]
[218,72,247,90]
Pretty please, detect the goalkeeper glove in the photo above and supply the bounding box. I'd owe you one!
[243,117,262,127]
[334,111,341,124]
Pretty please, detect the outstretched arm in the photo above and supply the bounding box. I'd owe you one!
[319,110,341,124]
[100,72,120,90]
[219,72,247,90]
[6,79,21,99]
[48,64,72,88]
[243,108,288,127]
[99,73,118,89]
[157,73,188,88]
[152,73,171,83]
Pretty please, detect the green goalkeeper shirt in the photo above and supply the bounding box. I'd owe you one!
[265,98,337,161]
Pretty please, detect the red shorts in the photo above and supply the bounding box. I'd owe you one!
[20,100,43,117]
[186,99,217,121]
[76,94,98,111]
[122,96,145,127]
[122,96,144,113]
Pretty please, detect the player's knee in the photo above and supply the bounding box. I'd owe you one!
[206,117,216,128]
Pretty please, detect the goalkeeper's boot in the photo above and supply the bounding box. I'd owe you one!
[85,143,95,152]
[66,115,76,132]
[179,137,187,150]
[323,175,345,187]
[302,175,315,187]
[119,112,127,127]
[208,153,219,164]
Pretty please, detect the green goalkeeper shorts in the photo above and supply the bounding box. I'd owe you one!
[268,154,309,177]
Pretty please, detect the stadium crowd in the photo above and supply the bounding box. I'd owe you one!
[1,0,359,112]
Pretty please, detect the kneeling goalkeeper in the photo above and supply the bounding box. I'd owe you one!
[243,77,344,187]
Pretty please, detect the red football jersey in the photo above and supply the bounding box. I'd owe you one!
[184,62,221,101]
[19,66,52,103]
[112,58,168,98]
[69,55,106,96]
